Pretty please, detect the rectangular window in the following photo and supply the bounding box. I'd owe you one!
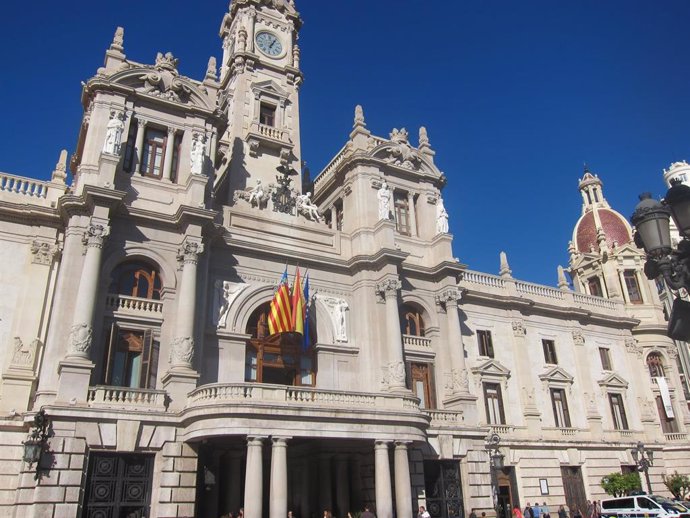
[141,128,167,178]
[335,200,344,231]
[260,103,276,126]
[608,393,629,430]
[123,119,138,173]
[655,395,679,433]
[599,347,612,371]
[104,325,158,389]
[394,191,411,235]
[407,363,435,409]
[484,382,506,425]
[477,330,494,358]
[623,270,643,303]
[542,339,558,364]
[551,388,572,428]
[588,277,603,297]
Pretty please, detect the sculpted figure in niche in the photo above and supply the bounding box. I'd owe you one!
[296,192,322,222]
[333,299,349,341]
[436,197,449,234]
[190,133,206,175]
[247,179,267,207]
[377,181,392,220]
[103,111,125,155]
[215,280,248,328]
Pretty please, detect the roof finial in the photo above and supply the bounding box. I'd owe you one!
[51,149,68,184]
[419,126,430,148]
[354,105,366,129]
[206,56,218,80]
[110,27,124,52]
[499,251,513,278]
[557,265,569,291]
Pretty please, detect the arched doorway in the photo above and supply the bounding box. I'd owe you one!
[244,302,316,386]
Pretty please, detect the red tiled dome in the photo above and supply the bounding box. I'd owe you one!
[574,208,631,253]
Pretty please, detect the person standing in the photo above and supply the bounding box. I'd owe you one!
[532,503,541,518]
[362,506,377,518]
[469,510,478,518]
[541,502,550,518]
[557,506,567,518]
[524,503,534,518]
[418,507,431,518]
[513,504,524,518]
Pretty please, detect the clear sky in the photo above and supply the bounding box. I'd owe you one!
[3,1,690,286]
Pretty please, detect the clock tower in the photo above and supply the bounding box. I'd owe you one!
[216,0,304,203]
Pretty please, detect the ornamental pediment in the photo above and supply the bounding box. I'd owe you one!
[538,366,574,385]
[252,79,288,99]
[91,66,213,110]
[597,372,629,389]
[471,359,511,379]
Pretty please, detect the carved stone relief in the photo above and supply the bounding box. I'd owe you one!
[215,280,249,329]
[30,240,58,266]
[319,296,349,342]
[68,323,93,355]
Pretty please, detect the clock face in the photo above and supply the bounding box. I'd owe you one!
[255,31,283,57]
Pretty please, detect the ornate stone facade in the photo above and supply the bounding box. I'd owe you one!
[0,2,687,518]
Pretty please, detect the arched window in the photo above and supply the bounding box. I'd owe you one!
[401,306,425,337]
[647,352,666,378]
[244,303,316,386]
[110,261,162,300]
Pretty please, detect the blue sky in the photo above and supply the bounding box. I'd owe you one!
[3,1,690,286]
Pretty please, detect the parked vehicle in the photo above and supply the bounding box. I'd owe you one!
[601,495,690,518]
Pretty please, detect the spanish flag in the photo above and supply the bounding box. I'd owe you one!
[302,273,310,349]
[268,267,292,335]
[291,268,306,334]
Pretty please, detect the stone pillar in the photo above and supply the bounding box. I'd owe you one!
[162,127,176,181]
[300,459,312,518]
[247,8,256,52]
[376,278,406,392]
[334,455,350,518]
[57,220,110,402]
[244,437,264,518]
[374,441,393,518]
[510,318,542,433]
[162,238,203,409]
[394,442,413,518]
[319,454,333,514]
[134,119,146,173]
[407,192,417,237]
[270,438,289,518]
[436,288,470,396]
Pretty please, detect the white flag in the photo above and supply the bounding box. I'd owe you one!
[656,376,675,419]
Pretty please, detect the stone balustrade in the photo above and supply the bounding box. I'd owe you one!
[314,144,349,187]
[462,270,506,289]
[516,281,565,301]
[258,124,285,141]
[424,410,464,425]
[187,383,420,411]
[403,334,432,349]
[87,386,168,411]
[105,293,163,317]
[0,172,49,198]
[490,424,514,435]
[665,432,688,442]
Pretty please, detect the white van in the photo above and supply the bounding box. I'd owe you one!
[601,495,689,518]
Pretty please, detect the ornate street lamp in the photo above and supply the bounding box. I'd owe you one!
[632,182,690,339]
[630,441,653,494]
[485,433,505,518]
[22,409,50,480]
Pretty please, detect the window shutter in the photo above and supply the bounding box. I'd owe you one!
[104,323,119,384]
[428,364,437,409]
[497,385,506,424]
[561,390,572,427]
[140,329,154,389]
[405,361,412,391]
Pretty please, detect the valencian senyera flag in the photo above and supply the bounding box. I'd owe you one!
[291,267,306,335]
[268,267,292,335]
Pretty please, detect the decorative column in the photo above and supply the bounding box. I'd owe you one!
[375,278,406,392]
[57,220,110,402]
[435,288,471,397]
[244,437,264,518]
[334,455,350,518]
[134,119,146,173]
[319,454,333,514]
[394,442,413,518]
[374,441,393,518]
[246,7,256,52]
[269,438,289,518]
[162,238,203,409]
[162,127,176,181]
[510,318,542,433]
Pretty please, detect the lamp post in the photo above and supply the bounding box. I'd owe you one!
[22,409,50,480]
[485,433,505,518]
[630,441,653,494]
[631,181,690,340]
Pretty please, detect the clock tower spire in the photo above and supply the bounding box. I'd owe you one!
[215,0,304,203]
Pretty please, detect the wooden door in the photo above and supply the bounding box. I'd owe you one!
[561,466,587,517]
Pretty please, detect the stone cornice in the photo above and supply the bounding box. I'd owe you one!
[0,199,61,227]
[461,289,640,329]
[122,204,218,230]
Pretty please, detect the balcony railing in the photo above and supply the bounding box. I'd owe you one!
[425,410,464,425]
[105,294,163,317]
[403,334,432,349]
[87,386,168,411]
[0,172,49,198]
[665,432,688,442]
[187,383,420,411]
